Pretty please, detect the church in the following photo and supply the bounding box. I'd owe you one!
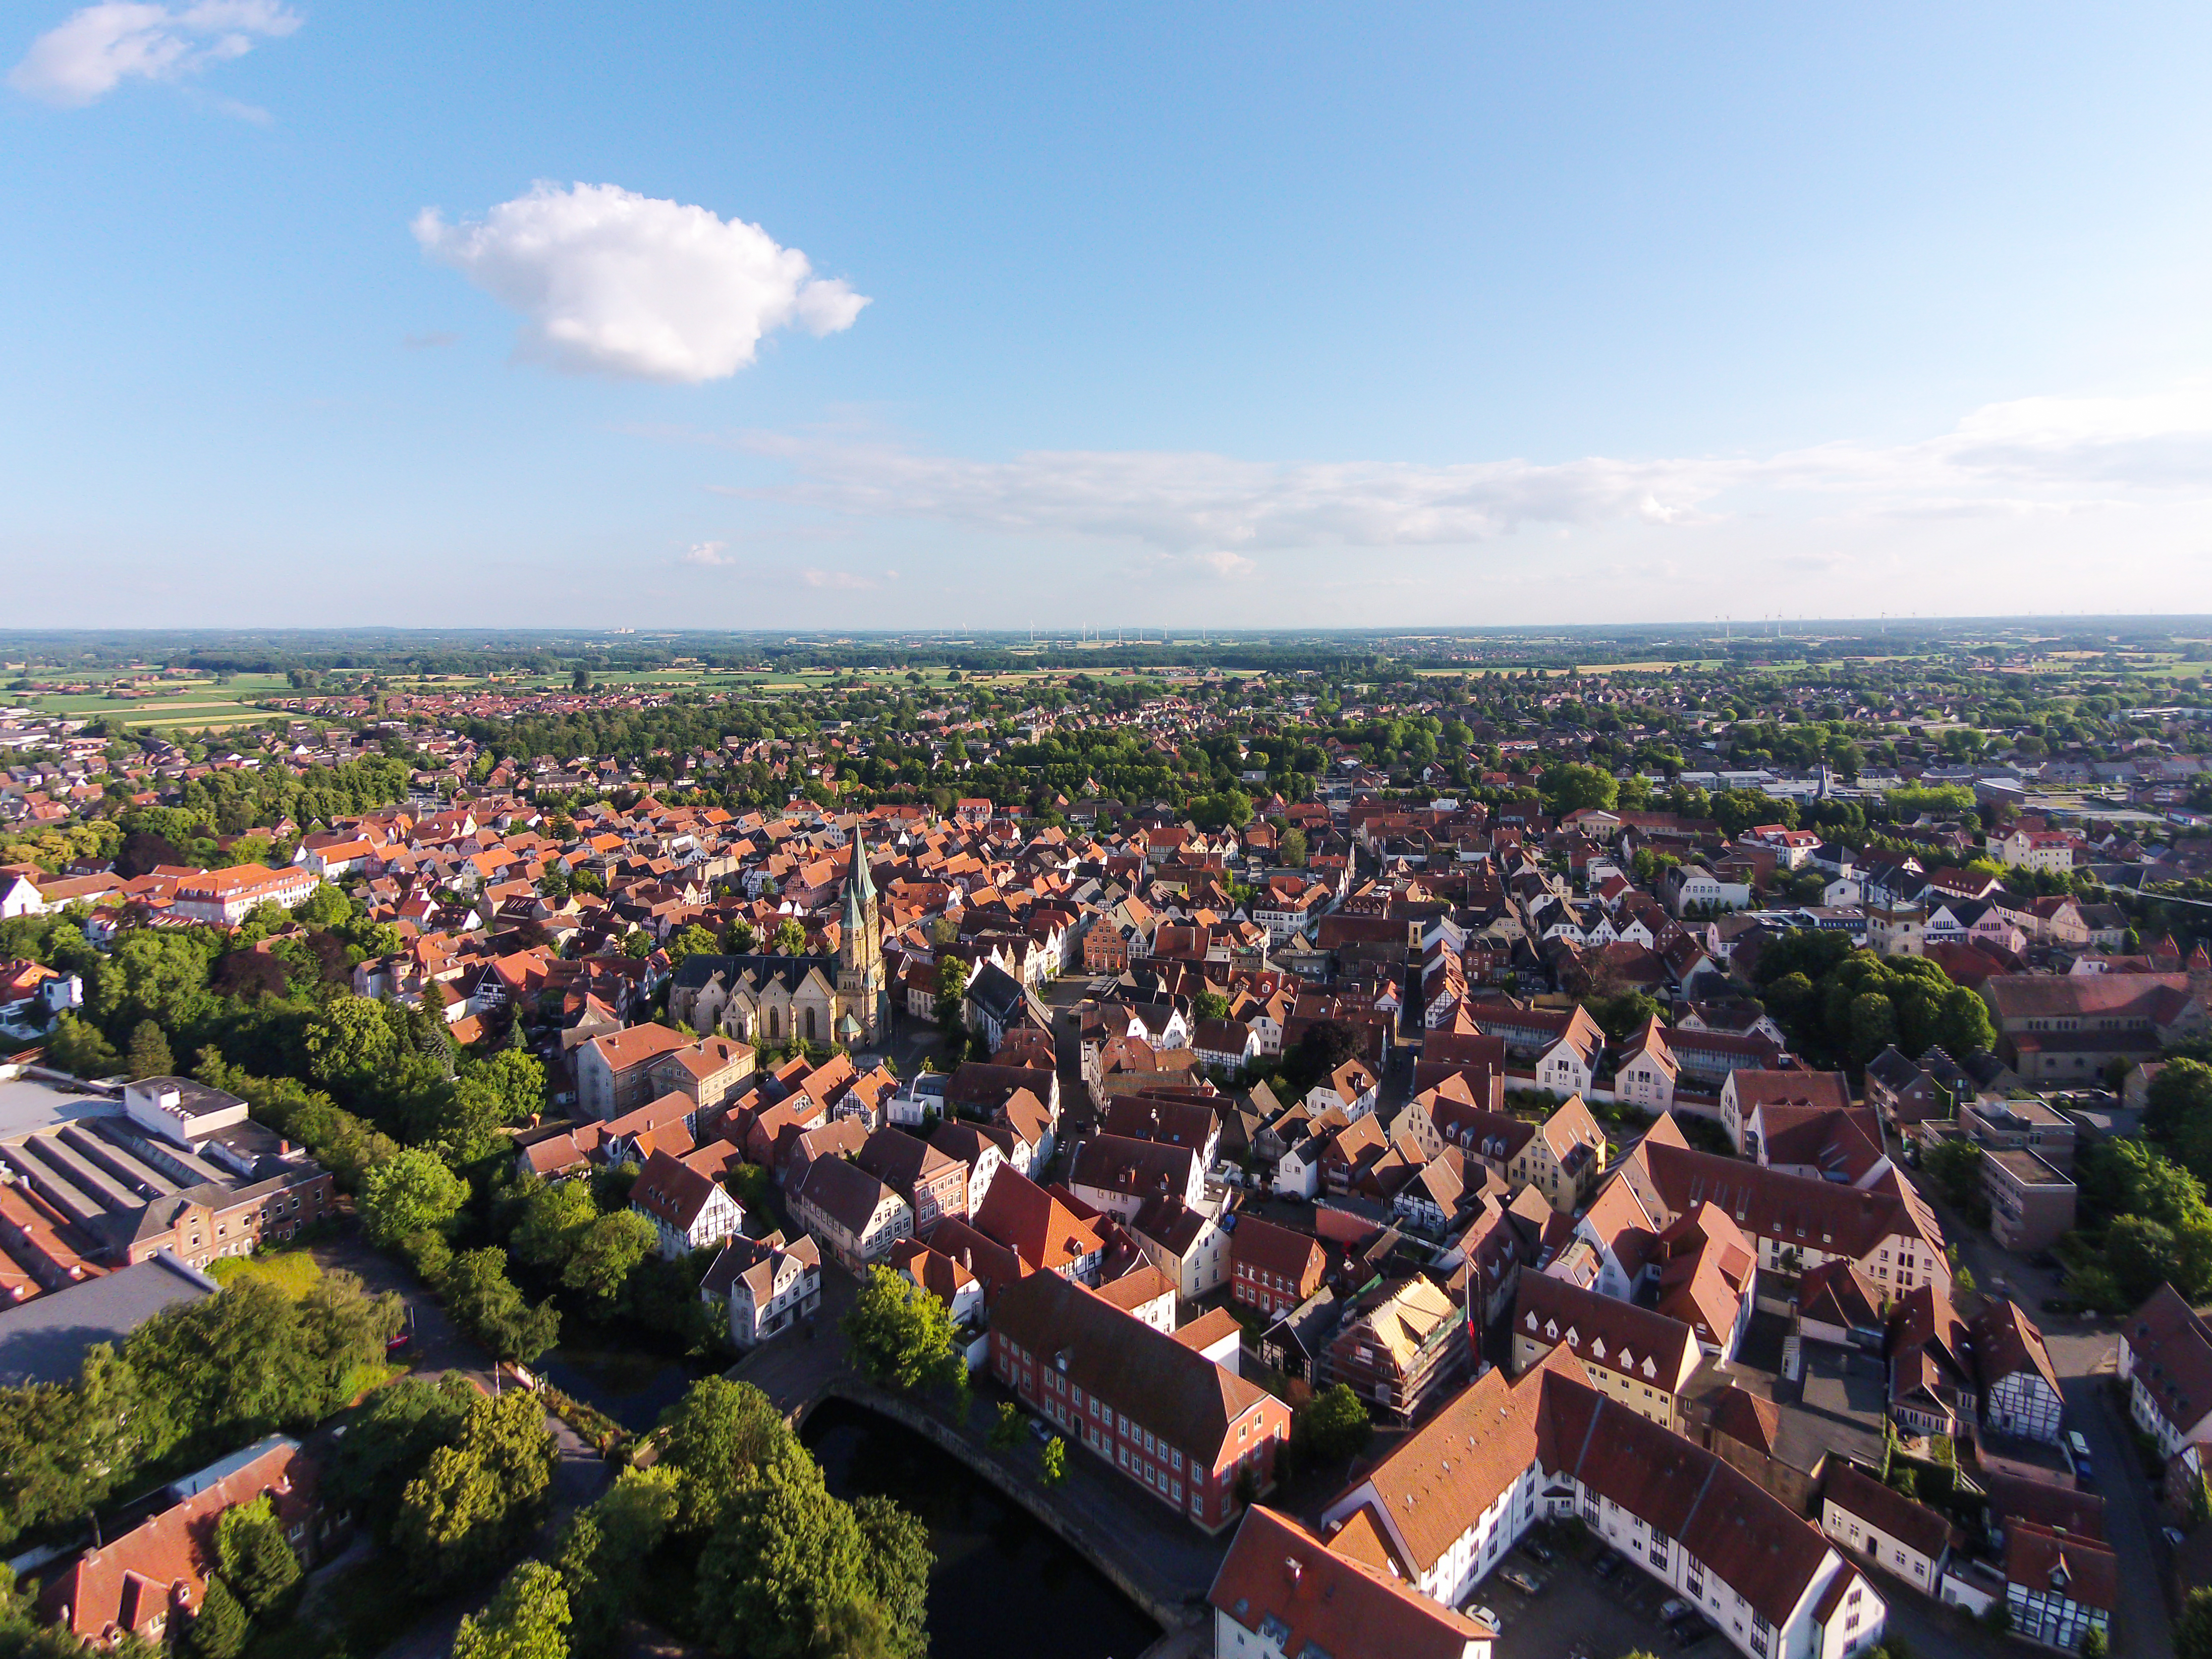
[667,837,888,1050]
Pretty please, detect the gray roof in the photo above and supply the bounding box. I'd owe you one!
[0,1251,217,1387]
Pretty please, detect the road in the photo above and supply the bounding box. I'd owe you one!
[311,1229,618,1659]
[1911,1183,2174,1659]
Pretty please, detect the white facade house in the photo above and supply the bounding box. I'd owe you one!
[1316,1357,1883,1659]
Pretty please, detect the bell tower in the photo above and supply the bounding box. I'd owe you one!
[835,834,884,1042]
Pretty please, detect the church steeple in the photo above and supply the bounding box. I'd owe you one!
[835,833,884,1044]
[840,833,876,936]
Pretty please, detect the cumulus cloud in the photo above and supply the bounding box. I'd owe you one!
[412,183,868,383]
[9,0,299,107]
[680,541,733,566]
[708,382,2212,559]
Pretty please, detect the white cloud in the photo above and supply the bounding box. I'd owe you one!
[9,1,299,107]
[799,569,877,589]
[412,183,868,383]
[712,382,2212,558]
[680,540,732,566]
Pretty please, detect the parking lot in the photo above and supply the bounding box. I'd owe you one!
[1465,1527,1727,1659]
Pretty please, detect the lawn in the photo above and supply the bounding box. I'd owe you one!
[208,1246,323,1299]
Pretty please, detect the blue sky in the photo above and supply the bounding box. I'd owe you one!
[5,3,2210,629]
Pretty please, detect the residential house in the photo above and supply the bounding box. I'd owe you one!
[2119,1283,2212,1460]
[791,1155,914,1272]
[1231,1216,1327,1319]
[1511,1273,1702,1430]
[39,1439,329,1650]
[855,1127,969,1233]
[1314,1355,1883,1659]
[1820,1461,1951,1598]
[1130,1193,1232,1299]
[1322,1275,1471,1421]
[1068,1133,1204,1220]
[1208,1506,1495,1659]
[700,1231,821,1348]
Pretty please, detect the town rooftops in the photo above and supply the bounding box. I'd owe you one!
[1824,1459,1952,1560]
[1211,1506,1490,1659]
[991,1270,1269,1457]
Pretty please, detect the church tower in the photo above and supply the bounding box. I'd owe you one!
[835,834,884,1045]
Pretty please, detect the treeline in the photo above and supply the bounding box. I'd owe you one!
[0,1273,401,1550]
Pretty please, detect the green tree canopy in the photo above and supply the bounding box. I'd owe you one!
[213,1496,300,1616]
[455,1559,573,1659]
[360,1146,469,1251]
[395,1389,559,1590]
[660,1377,794,1536]
[562,1212,659,1310]
[441,1248,562,1365]
[843,1266,961,1393]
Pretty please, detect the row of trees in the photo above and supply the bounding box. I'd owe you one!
[0,1273,401,1549]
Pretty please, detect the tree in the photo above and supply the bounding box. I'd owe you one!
[45,1012,122,1078]
[442,1248,562,1365]
[667,924,719,968]
[2081,1622,2109,1659]
[214,1496,300,1616]
[843,1266,960,1393]
[1846,991,1899,1065]
[188,1574,251,1659]
[360,1147,469,1251]
[1921,1138,1986,1217]
[304,993,403,1094]
[454,1559,572,1659]
[721,919,759,954]
[1295,1383,1373,1465]
[934,957,969,1033]
[1539,762,1618,816]
[511,1179,598,1269]
[2108,1214,2183,1306]
[324,1373,477,1540]
[660,1377,794,1535]
[771,917,808,956]
[693,1448,927,1659]
[1189,990,1231,1024]
[622,930,653,960]
[1040,1436,1066,1485]
[852,1495,931,1659]
[2151,1058,2212,1144]
[395,1388,559,1589]
[2180,1588,2212,1659]
[125,1019,174,1080]
[562,1212,658,1311]
[1280,827,1308,868]
[446,1049,548,1163]
[988,1402,1025,1449]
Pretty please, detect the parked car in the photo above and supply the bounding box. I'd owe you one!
[2067,1429,2093,1479]
[1670,1616,1712,1649]
[1466,1605,1504,1631]
[1520,1537,1558,1566]
[1660,1599,1694,1623]
[1029,1416,1055,1444]
[1500,1569,1545,1597]
[1591,1551,1624,1582]
[385,1306,417,1354]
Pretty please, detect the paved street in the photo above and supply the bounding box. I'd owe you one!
[1905,1175,2175,1659]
